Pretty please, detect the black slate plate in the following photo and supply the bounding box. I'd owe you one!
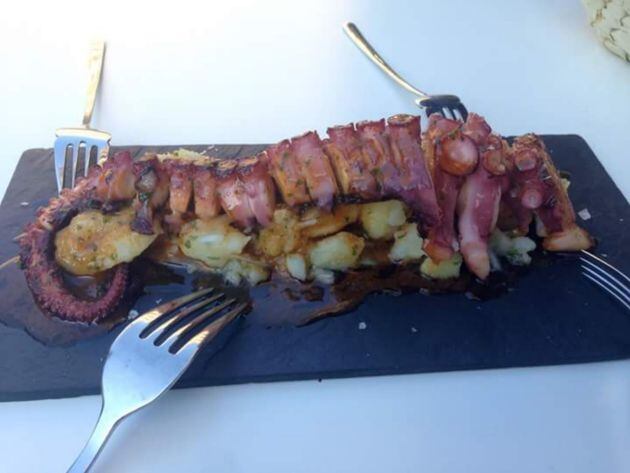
[0,136,628,402]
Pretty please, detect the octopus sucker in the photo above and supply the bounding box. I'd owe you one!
[18,112,593,323]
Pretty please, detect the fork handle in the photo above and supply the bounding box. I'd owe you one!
[343,22,429,99]
[82,40,106,128]
[67,402,120,473]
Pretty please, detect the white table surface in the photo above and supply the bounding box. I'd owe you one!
[1,1,629,471]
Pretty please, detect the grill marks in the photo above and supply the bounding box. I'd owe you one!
[264,114,439,215]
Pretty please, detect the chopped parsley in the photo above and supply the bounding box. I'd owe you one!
[506,248,520,258]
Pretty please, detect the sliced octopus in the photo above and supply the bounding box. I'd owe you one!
[17,113,593,323]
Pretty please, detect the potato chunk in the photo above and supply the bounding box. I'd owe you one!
[300,204,359,239]
[55,208,159,275]
[389,223,425,262]
[286,253,309,281]
[309,232,365,270]
[359,200,407,239]
[223,259,270,285]
[179,216,251,267]
[311,267,336,284]
[542,225,591,252]
[420,253,463,279]
[257,208,302,258]
[490,230,537,266]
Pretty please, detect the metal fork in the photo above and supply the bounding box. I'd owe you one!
[343,22,468,121]
[67,288,248,473]
[580,250,630,311]
[55,40,111,193]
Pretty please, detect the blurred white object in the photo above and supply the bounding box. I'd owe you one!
[583,0,630,62]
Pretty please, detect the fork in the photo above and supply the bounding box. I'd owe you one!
[580,250,630,311]
[343,22,468,121]
[55,40,111,193]
[67,288,248,473]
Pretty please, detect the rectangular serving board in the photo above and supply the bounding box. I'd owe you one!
[0,135,629,402]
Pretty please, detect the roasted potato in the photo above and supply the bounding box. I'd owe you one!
[286,253,309,281]
[222,258,270,285]
[420,253,463,279]
[389,223,425,262]
[490,230,537,265]
[359,200,407,240]
[55,207,160,275]
[179,216,251,267]
[309,232,365,270]
[300,204,359,239]
[311,267,336,284]
[257,208,302,257]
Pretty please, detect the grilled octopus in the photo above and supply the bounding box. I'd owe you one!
[18,113,593,323]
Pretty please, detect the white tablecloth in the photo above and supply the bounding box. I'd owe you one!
[1,1,629,471]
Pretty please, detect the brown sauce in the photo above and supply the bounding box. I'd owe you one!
[0,260,128,345]
[62,271,114,300]
[0,247,557,347]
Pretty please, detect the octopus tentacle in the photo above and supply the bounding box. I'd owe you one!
[422,114,468,262]
[455,114,506,279]
[18,166,129,323]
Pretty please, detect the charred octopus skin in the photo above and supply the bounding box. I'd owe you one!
[18,154,131,323]
[18,113,593,322]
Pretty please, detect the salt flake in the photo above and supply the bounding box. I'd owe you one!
[578,208,591,221]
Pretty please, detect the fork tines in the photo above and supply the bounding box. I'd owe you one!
[415,95,468,121]
[54,128,111,192]
[136,287,249,354]
[580,250,630,311]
